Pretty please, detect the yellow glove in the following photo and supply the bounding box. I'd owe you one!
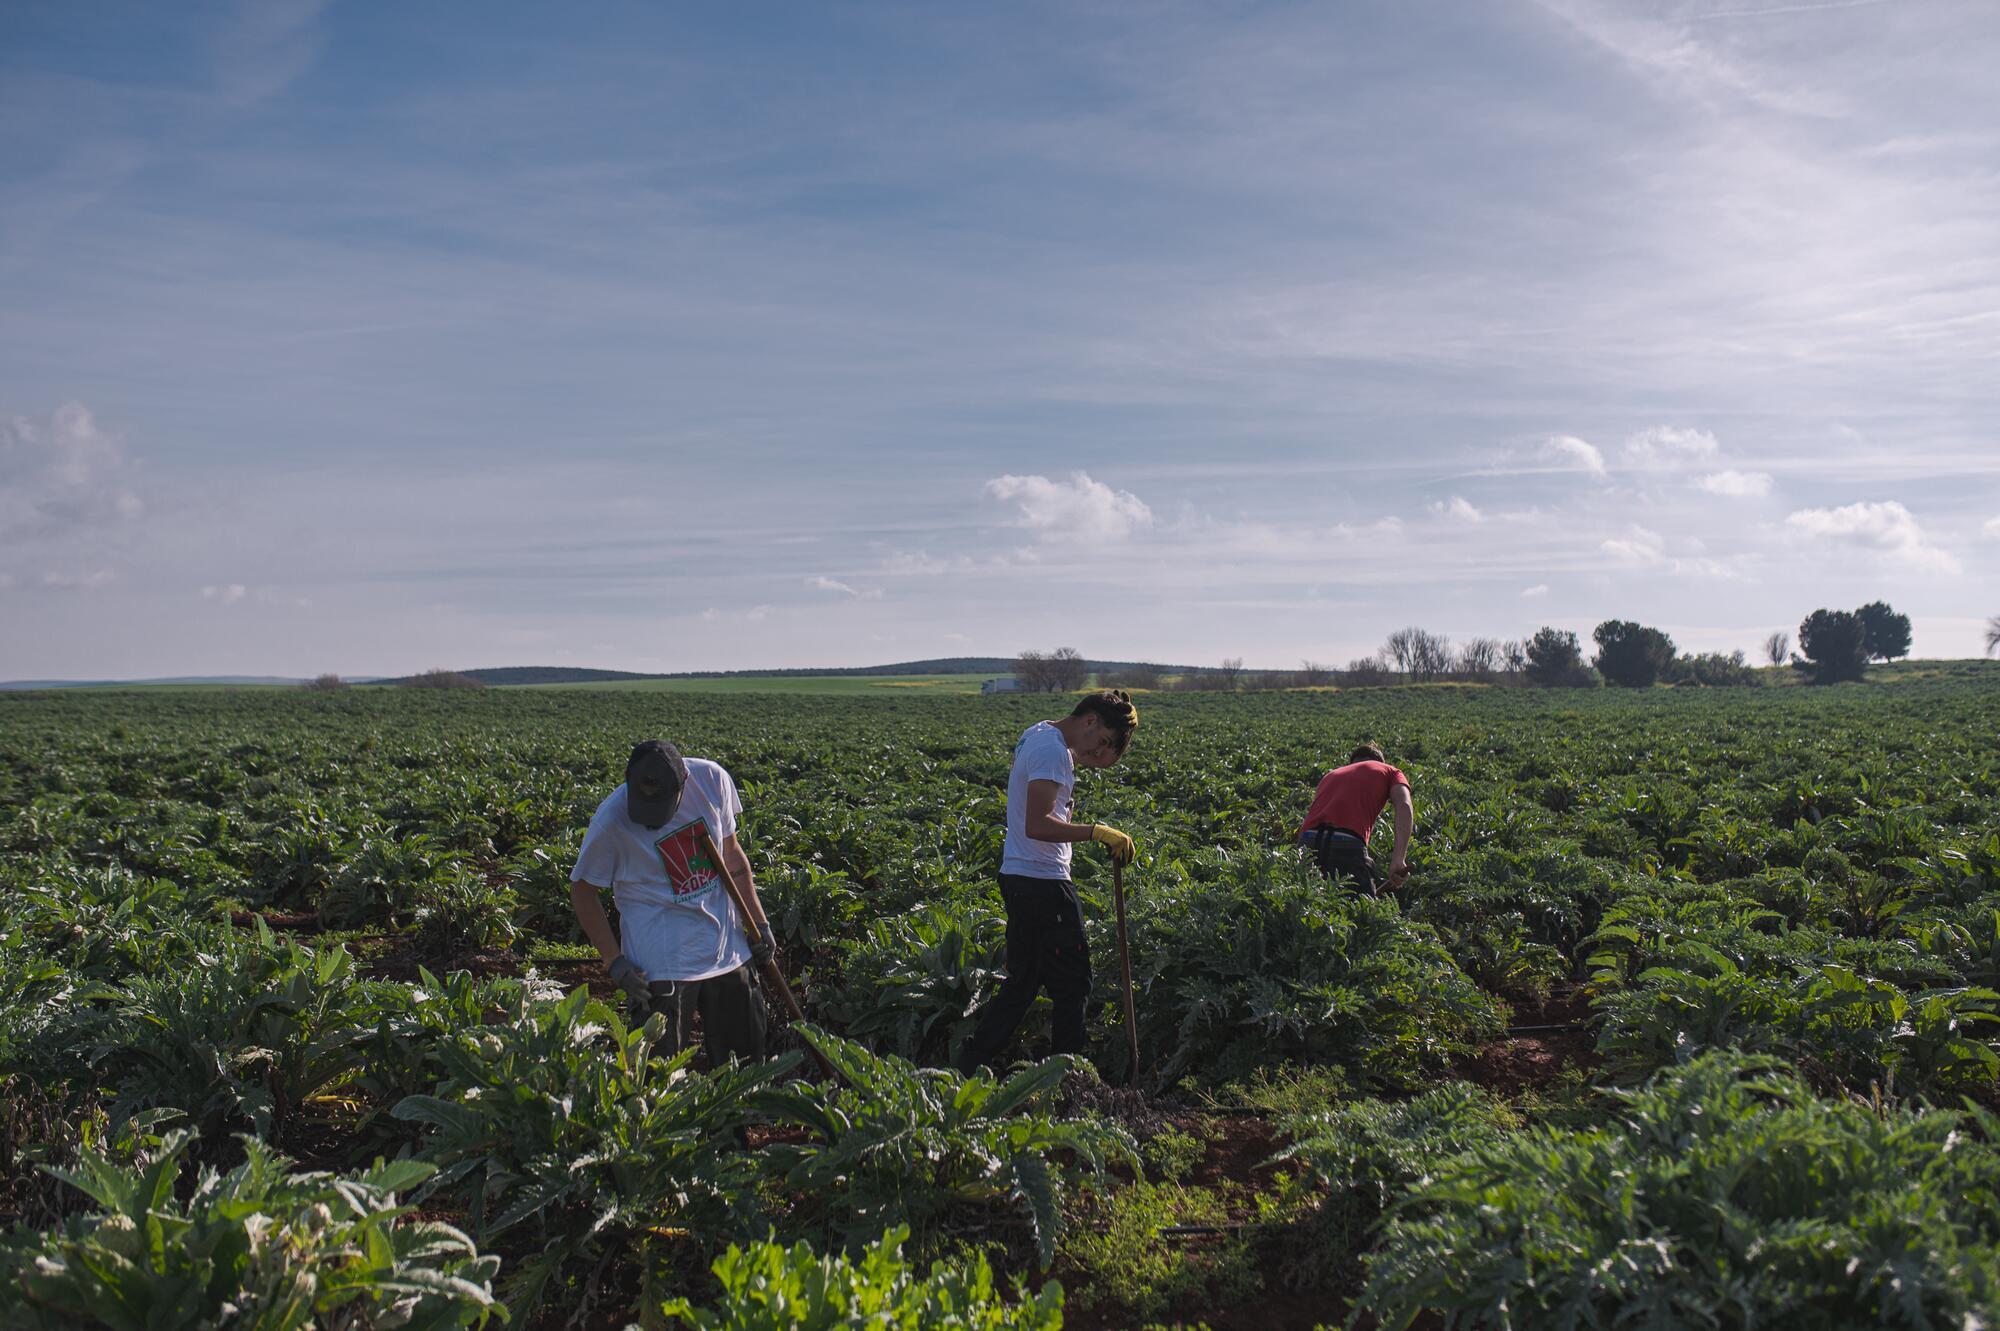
[1089,824,1136,866]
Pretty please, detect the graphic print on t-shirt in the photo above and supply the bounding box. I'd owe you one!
[653,819,721,899]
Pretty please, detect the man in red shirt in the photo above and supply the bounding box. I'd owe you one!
[1297,743,1413,894]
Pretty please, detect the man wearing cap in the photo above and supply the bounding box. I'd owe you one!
[1297,743,1413,895]
[569,740,773,1064]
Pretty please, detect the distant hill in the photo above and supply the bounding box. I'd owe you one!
[379,658,1198,687]
[0,675,322,690]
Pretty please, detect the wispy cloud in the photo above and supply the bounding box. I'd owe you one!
[1522,583,1550,598]
[804,574,882,600]
[0,404,143,541]
[1785,500,1959,573]
[1601,526,1666,567]
[1697,469,1773,498]
[1430,496,1483,523]
[200,583,248,604]
[984,472,1152,541]
[1542,435,1606,477]
[1624,426,1721,467]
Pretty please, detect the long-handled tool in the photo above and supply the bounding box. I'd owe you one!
[1113,860,1140,1086]
[697,824,837,1080]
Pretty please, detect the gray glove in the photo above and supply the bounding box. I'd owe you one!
[747,936,774,969]
[607,954,651,1004]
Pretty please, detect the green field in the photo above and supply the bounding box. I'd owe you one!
[4,677,2000,1328]
[525,671,995,695]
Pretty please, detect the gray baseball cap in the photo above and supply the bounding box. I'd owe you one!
[624,739,689,828]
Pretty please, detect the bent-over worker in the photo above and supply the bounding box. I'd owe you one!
[569,739,775,1065]
[1298,742,1412,894]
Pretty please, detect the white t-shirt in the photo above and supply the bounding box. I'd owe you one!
[570,758,751,982]
[1002,720,1075,880]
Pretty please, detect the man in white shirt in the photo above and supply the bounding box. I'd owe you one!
[956,690,1139,1074]
[569,739,775,1064]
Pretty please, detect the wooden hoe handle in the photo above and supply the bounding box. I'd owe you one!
[696,824,838,1081]
[1113,860,1141,1086]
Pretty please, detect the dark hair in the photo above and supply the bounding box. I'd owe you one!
[1349,743,1385,764]
[1070,689,1139,756]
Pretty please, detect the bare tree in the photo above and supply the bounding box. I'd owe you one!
[1298,659,1331,687]
[1456,638,1501,678]
[1501,639,1528,674]
[1763,631,1790,667]
[1216,657,1244,691]
[301,673,349,692]
[1015,647,1088,692]
[1384,627,1453,682]
[1987,616,2000,658]
[1342,655,1391,686]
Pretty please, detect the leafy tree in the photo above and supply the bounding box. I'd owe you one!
[1763,631,1789,667]
[1855,601,1912,662]
[1592,621,1677,688]
[1797,609,1870,683]
[1523,627,1591,687]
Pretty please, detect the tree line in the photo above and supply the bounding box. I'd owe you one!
[1013,600,1927,693]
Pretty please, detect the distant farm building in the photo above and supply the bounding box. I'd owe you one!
[981,677,1025,695]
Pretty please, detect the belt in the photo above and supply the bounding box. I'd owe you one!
[1298,826,1366,847]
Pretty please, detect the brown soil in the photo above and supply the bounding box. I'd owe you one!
[363,945,523,983]
[230,908,322,931]
[1457,983,1600,1098]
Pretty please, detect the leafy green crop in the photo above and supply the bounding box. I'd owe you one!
[1358,1052,2000,1330]
[756,1027,1135,1267]
[7,1127,501,1331]
[658,1224,1062,1330]
[391,985,789,1317]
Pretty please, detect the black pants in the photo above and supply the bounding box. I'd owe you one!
[634,964,768,1067]
[1301,829,1379,893]
[956,874,1091,1073]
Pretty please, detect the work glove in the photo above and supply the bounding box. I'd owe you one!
[747,935,775,969]
[1089,823,1137,867]
[607,954,651,1004]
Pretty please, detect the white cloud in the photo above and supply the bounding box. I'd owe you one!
[804,574,882,600]
[1541,435,1606,477]
[42,568,115,591]
[0,403,143,540]
[700,607,721,621]
[1429,495,1483,522]
[984,471,1152,541]
[1697,469,1773,498]
[1600,526,1665,566]
[200,583,249,604]
[1983,515,2000,540]
[746,605,771,621]
[1624,426,1720,467]
[1785,500,1959,573]
[1522,583,1550,598]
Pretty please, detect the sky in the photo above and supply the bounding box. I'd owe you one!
[3,0,1997,679]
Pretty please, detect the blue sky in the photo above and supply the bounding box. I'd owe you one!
[3,0,1996,677]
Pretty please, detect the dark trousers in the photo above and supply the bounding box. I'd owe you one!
[1301,828,1380,893]
[634,964,768,1067]
[956,874,1091,1073]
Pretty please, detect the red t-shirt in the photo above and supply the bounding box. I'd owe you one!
[1300,761,1409,838]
